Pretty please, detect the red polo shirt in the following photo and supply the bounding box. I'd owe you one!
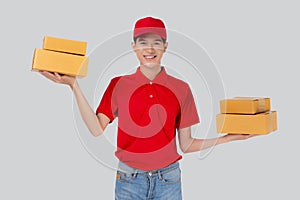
[96,66,200,170]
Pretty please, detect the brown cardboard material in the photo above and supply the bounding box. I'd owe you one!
[32,48,89,77]
[216,111,277,134]
[220,97,270,114]
[43,36,87,55]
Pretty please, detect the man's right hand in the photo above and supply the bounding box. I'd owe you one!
[39,71,76,88]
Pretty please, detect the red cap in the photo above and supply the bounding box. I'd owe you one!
[133,17,167,40]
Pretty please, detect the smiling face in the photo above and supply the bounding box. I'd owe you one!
[132,33,168,69]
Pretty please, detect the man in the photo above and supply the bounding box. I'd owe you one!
[40,16,255,200]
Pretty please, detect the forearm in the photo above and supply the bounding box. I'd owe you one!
[70,81,103,137]
[183,136,228,153]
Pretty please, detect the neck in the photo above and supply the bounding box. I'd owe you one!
[140,64,162,80]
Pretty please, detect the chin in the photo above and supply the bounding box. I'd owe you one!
[142,63,161,68]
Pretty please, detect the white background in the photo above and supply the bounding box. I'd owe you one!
[1,0,299,199]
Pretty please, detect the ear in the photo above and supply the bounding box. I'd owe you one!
[163,42,168,52]
[131,42,137,52]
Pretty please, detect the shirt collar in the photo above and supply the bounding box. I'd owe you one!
[134,66,168,85]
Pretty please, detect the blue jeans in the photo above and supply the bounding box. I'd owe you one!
[115,161,182,200]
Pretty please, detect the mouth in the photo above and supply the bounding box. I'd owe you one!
[143,55,157,60]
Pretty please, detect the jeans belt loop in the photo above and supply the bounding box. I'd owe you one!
[158,170,163,180]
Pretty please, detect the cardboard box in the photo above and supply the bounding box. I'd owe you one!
[216,111,277,134]
[43,36,87,55]
[32,48,89,77]
[220,97,270,114]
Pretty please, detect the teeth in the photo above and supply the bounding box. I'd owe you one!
[144,55,155,59]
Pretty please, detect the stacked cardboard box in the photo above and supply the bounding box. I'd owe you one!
[32,36,89,77]
[216,97,277,134]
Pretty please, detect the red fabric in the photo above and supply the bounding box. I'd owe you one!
[96,67,200,170]
[134,17,167,39]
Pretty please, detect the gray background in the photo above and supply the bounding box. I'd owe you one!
[1,0,299,199]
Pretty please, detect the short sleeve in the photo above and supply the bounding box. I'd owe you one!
[176,85,200,129]
[95,77,120,123]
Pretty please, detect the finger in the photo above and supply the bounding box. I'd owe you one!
[43,75,58,82]
[39,71,50,77]
[54,72,62,79]
[244,134,254,138]
[40,71,60,82]
[245,135,258,139]
[40,70,52,75]
[40,71,55,79]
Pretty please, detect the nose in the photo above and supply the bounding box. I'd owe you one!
[145,44,155,53]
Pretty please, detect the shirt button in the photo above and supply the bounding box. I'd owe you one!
[149,82,153,85]
[149,94,153,98]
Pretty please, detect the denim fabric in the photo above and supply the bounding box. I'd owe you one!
[115,161,182,200]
